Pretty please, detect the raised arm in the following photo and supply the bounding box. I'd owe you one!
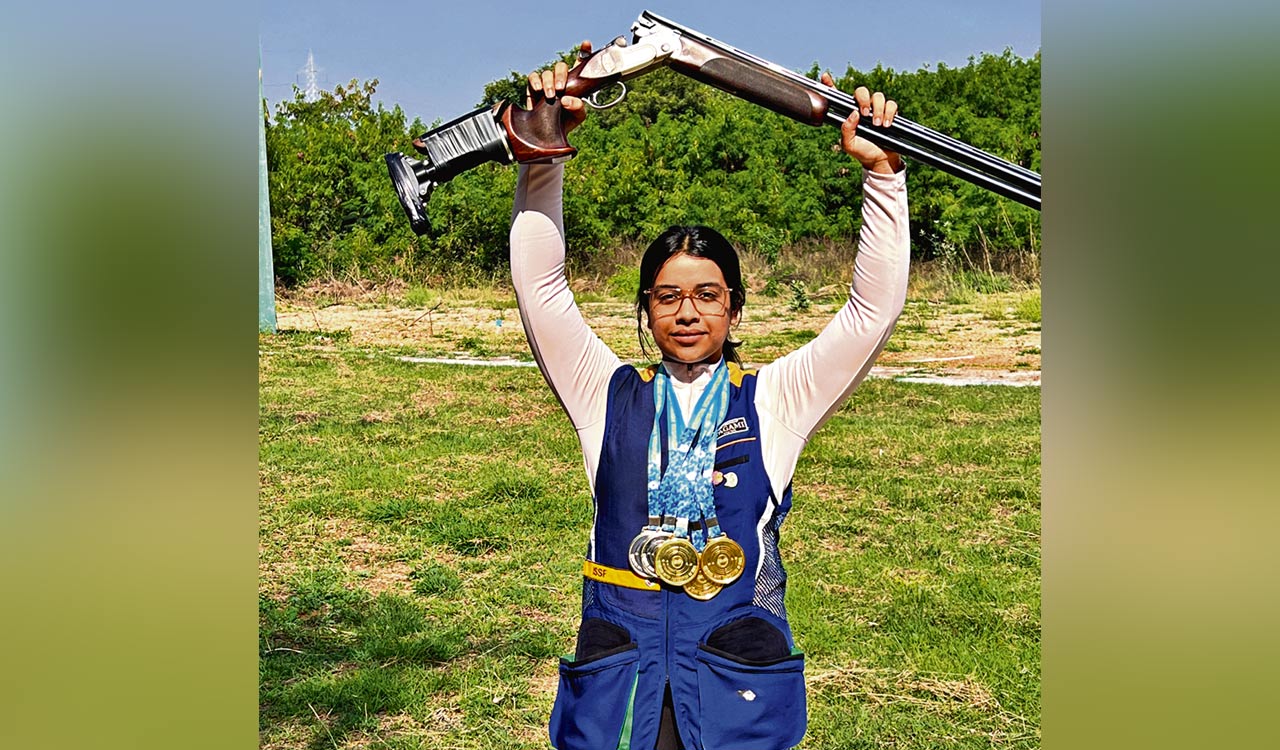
[757,82,910,478]
[511,163,622,433]
[509,42,622,477]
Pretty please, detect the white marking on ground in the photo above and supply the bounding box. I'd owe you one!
[868,364,1040,387]
[893,374,1040,387]
[900,354,978,363]
[396,355,538,367]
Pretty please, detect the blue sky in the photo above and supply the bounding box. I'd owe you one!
[261,0,1040,126]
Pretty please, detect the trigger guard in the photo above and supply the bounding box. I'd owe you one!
[586,82,627,110]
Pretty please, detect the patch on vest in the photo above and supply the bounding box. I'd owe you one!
[717,417,749,439]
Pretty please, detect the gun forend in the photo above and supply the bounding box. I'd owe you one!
[633,11,829,126]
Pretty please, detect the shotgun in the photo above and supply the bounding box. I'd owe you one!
[386,10,1041,235]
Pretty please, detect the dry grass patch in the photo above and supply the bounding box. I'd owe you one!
[808,662,1030,729]
[997,602,1037,628]
[343,544,413,597]
[885,568,935,585]
[259,717,317,750]
[513,606,560,626]
[359,410,395,424]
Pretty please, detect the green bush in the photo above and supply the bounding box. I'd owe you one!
[788,280,812,312]
[403,285,434,307]
[1015,291,1041,322]
[606,266,642,301]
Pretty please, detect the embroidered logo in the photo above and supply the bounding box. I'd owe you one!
[717,417,748,439]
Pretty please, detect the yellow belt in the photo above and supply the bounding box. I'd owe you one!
[582,559,661,592]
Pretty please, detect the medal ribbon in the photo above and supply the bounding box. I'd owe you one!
[681,371,730,548]
[646,363,730,550]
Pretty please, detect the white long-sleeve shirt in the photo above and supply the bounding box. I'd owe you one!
[510,163,909,498]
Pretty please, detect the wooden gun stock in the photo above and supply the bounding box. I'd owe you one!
[499,54,622,163]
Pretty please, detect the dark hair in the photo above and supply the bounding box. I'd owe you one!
[635,225,747,365]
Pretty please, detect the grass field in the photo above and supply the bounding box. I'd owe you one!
[259,327,1040,749]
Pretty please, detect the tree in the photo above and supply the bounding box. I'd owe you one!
[265,79,420,285]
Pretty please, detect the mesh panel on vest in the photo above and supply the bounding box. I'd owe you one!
[581,576,598,611]
[753,505,790,618]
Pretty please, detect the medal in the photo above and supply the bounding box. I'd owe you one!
[700,535,746,585]
[641,529,669,576]
[628,516,666,578]
[683,566,723,600]
[628,530,659,578]
[654,536,699,587]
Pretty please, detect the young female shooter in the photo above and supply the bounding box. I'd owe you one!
[511,40,908,750]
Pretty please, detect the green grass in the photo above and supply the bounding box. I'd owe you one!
[394,285,520,311]
[1015,291,1041,323]
[749,328,819,353]
[975,289,1041,326]
[260,332,1040,749]
[403,285,435,308]
[906,264,1029,307]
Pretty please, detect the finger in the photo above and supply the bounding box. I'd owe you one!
[563,95,586,125]
[541,70,556,100]
[884,99,898,127]
[820,71,833,87]
[841,109,859,148]
[871,91,886,126]
[554,60,568,92]
[854,86,871,116]
[526,72,542,108]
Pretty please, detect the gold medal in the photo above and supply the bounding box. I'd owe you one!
[683,566,723,600]
[700,536,746,585]
[654,537,699,587]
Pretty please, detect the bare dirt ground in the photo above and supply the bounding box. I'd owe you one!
[275,286,1040,387]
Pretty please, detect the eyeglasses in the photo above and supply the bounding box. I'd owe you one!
[644,285,735,317]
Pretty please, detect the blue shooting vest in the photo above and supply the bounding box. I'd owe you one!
[549,362,807,750]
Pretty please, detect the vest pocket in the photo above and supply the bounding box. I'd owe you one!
[549,643,640,750]
[694,645,807,749]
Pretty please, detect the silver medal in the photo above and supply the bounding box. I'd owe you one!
[628,528,663,578]
[640,530,671,579]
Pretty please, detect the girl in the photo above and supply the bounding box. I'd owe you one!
[511,41,908,750]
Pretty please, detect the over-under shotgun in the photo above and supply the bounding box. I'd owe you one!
[386,10,1041,235]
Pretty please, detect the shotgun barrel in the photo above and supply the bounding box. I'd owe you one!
[634,10,1041,210]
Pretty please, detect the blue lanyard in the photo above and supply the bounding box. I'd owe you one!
[646,363,730,548]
